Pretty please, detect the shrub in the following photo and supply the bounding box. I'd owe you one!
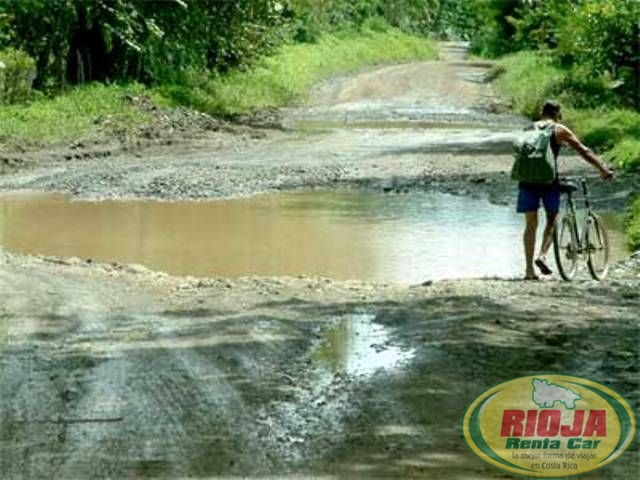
[557,67,619,110]
[361,16,390,33]
[0,48,36,104]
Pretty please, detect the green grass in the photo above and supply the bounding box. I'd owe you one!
[158,30,438,116]
[604,138,640,172]
[0,83,161,146]
[492,52,566,119]
[627,198,640,251]
[494,51,640,167]
[564,108,640,152]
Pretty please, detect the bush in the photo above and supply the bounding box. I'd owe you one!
[557,67,619,110]
[510,0,574,51]
[467,0,521,57]
[0,48,36,104]
[361,16,390,33]
[557,0,640,105]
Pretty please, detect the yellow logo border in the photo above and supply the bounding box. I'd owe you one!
[461,374,638,479]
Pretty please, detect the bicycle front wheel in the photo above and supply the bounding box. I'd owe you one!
[553,214,578,281]
[586,213,610,281]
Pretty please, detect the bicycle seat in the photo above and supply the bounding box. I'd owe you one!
[559,182,578,194]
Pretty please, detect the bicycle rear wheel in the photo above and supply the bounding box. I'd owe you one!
[586,213,610,281]
[553,214,578,281]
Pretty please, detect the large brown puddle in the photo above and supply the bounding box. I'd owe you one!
[0,190,629,283]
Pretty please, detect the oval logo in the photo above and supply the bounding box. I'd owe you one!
[461,375,638,478]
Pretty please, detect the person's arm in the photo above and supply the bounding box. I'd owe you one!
[555,124,614,180]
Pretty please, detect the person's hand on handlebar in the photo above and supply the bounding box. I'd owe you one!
[599,166,614,181]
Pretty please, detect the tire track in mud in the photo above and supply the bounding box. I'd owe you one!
[48,322,275,476]
[0,267,119,478]
[0,261,360,478]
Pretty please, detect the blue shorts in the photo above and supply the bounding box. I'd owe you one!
[517,182,560,214]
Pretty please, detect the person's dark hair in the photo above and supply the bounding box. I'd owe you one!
[541,100,562,120]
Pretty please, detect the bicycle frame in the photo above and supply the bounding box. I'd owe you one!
[555,176,610,280]
[561,178,593,257]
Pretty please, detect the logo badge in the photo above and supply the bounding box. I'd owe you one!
[461,375,638,478]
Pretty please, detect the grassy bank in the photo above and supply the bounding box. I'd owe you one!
[494,51,640,250]
[158,29,437,116]
[0,83,161,147]
[0,30,436,147]
[628,198,640,250]
[494,52,640,164]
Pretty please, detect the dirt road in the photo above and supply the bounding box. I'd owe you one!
[1,43,638,479]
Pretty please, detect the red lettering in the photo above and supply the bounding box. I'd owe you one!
[501,410,525,437]
[561,410,584,437]
[537,410,561,437]
[525,410,537,437]
[583,410,607,437]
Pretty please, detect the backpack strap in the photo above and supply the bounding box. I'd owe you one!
[536,120,559,182]
[547,121,559,182]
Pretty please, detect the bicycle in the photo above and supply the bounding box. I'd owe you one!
[553,177,610,281]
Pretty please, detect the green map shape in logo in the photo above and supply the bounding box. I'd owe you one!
[532,378,581,409]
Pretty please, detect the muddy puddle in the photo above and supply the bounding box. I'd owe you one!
[313,313,414,377]
[0,190,629,283]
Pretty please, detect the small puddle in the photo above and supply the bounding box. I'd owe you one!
[313,313,413,377]
[0,190,630,283]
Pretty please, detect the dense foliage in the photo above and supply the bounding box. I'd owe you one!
[0,1,637,105]
[463,0,640,110]
[0,0,288,90]
[0,0,452,94]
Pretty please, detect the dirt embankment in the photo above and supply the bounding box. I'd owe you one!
[1,42,639,479]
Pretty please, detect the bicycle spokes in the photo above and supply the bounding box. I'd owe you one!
[553,214,579,281]
[586,214,610,281]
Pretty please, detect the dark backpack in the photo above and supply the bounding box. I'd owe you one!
[511,121,557,184]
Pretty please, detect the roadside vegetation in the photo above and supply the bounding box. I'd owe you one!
[0,30,435,146]
[461,0,640,249]
[157,29,437,116]
[0,83,160,146]
[0,1,441,145]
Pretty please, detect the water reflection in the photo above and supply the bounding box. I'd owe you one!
[313,313,414,377]
[0,190,629,283]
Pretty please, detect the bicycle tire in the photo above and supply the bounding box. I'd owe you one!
[586,213,610,281]
[553,214,579,281]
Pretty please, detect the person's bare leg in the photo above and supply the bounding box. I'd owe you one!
[524,211,538,279]
[538,211,558,261]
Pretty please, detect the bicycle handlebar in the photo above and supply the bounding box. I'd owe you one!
[558,174,608,182]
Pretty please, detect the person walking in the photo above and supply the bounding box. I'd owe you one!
[517,100,614,280]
